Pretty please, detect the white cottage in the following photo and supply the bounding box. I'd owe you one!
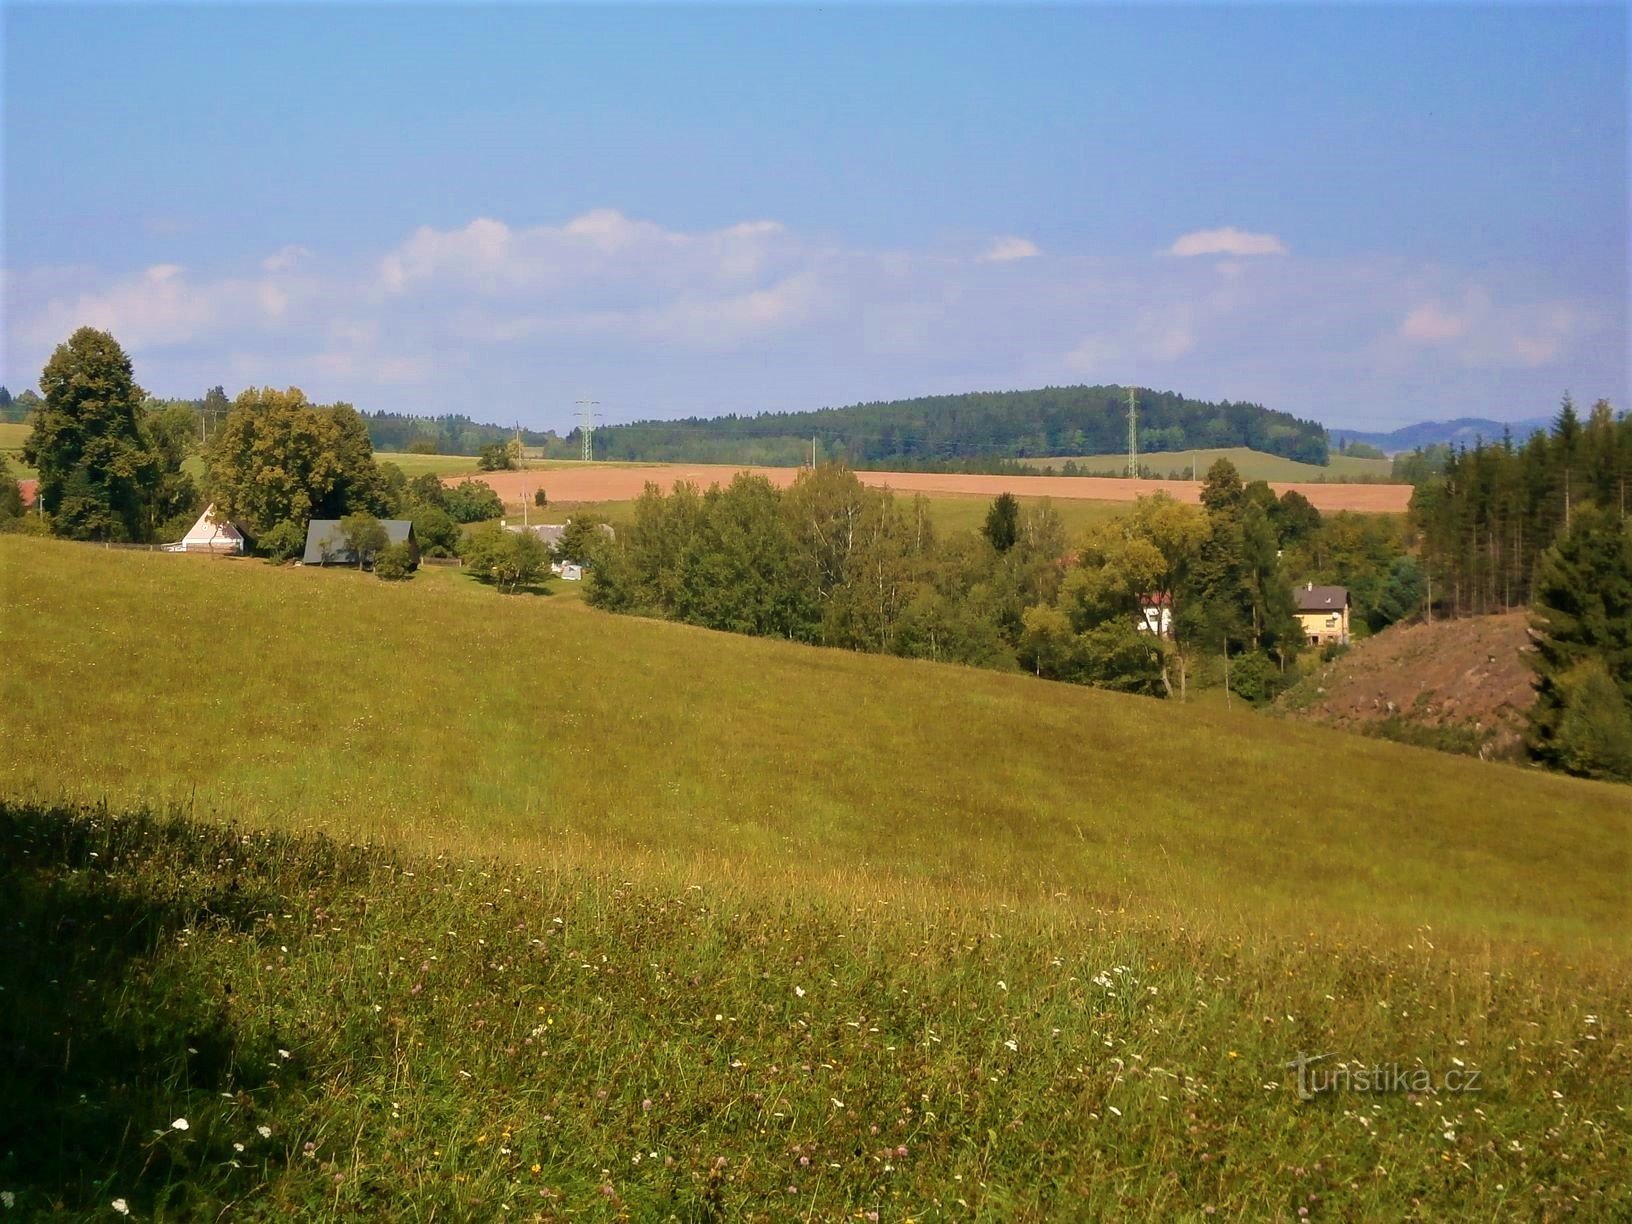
[163,504,248,555]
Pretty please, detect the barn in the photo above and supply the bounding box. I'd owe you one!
[301,519,419,568]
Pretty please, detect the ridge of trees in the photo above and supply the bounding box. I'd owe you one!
[581,385,1329,468]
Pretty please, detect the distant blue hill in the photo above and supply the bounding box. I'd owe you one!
[1330,417,1551,455]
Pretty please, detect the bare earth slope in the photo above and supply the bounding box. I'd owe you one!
[1281,613,1535,758]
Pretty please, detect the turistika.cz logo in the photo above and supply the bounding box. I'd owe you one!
[1284,1051,1482,1101]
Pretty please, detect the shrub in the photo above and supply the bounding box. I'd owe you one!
[1227,650,1290,705]
[258,519,306,563]
[373,542,416,581]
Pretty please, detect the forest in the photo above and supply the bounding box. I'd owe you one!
[583,385,1330,467]
[1412,396,1631,616]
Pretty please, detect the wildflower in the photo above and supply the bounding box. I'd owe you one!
[277,1049,292,1060]
[171,1118,189,1131]
[795,986,806,998]
[1,1191,13,1209]
[233,1143,245,1153]
[1108,1105,1122,1117]
[642,1098,652,1111]
[1004,1039,1018,1052]
[112,1202,130,1216]
[256,1126,272,1139]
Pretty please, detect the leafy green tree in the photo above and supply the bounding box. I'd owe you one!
[533,488,549,508]
[444,478,504,523]
[406,436,440,454]
[983,492,1020,553]
[462,524,548,593]
[556,514,613,565]
[1547,658,1632,782]
[339,512,389,570]
[257,519,306,563]
[408,472,449,509]
[1527,504,1632,774]
[23,328,163,541]
[205,388,343,533]
[410,504,460,557]
[0,453,23,522]
[1373,555,1426,629]
[373,541,417,582]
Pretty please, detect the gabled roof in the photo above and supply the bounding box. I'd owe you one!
[180,503,246,546]
[302,519,416,565]
[1295,583,1349,612]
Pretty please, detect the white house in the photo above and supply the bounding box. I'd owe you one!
[163,504,247,555]
[1137,593,1173,638]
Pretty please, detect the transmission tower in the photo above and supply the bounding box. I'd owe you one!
[1126,386,1139,478]
[576,398,601,462]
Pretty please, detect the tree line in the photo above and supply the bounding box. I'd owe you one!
[583,461,1415,703]
[583,385,1330,467]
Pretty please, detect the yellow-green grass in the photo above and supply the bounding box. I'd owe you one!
[2,535,1628,1218]
[1020,446,1394,482]
[0,421,34,480]
[373,450,485,478]
[3,534,1625,946]
[553,493,1130,539]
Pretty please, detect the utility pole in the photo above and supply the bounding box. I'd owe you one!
[576,398,600,462]
[1126,386,1139,479]
[811,435,817,468]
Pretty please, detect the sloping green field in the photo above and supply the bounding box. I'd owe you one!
[1,536,1627,1219]
[1020,446,1394,482]
[2,534,1624,940]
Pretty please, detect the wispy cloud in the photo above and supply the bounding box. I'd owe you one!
[980,236,1041,263]
[1164,227,1288,258]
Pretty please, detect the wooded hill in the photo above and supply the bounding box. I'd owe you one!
[584,385,1329,468]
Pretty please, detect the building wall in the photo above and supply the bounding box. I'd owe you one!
[1298,607,1350,646]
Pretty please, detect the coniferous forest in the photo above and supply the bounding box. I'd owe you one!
[1412,396,1631,617]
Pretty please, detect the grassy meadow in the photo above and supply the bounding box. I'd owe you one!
[2,535,1628,1219]
[0,420,35,480]
[1017,447,1394,483]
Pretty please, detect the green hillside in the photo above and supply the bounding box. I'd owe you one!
[0,421,34,480]
[1019,446,1394,482]
[2,537,1627,1219]
[589,386,1330,467]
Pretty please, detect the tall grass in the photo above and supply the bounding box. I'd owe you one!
[2,536,1628,1217]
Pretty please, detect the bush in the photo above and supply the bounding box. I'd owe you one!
[258,519,306,563]
[373,542,416,582]
[406,437,439,454]
[1227,650,1291,705]
[1548,658,1632,782]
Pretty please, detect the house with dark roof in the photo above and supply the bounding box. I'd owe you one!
[1294,582,1350,646]
[301,519,419,568]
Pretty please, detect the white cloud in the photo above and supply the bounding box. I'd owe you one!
[1399,301,1468,344]
[981,236,1041,263]
[262,245,313,273]
[1165,227,1288,258]
[3,210,1618,421]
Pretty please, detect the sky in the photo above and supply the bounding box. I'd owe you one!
[3,3,1627,435]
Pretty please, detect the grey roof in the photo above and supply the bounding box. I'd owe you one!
[1294,584,1349,612]
[302,519,416,565]
[506,523,567,546]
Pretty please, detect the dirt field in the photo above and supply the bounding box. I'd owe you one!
[452,464,1413,513]
[1281,613,1535,757]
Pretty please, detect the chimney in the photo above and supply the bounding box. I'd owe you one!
[1306,581,1313,591]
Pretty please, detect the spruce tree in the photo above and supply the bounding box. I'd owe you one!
[1526,503,1632,775]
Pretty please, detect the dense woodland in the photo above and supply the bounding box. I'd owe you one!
[1411,396,1631,616]
[582,386,1330,468]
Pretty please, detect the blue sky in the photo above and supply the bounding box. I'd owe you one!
[4,3,1626,433]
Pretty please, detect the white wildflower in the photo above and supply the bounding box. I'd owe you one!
[1004,1039,1018,1052]
[170,1118,189,1131]
[1,1191,14,1209]
[112,1201,130,1216]
[256,1125,272,1139]
[795,986,805,998]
